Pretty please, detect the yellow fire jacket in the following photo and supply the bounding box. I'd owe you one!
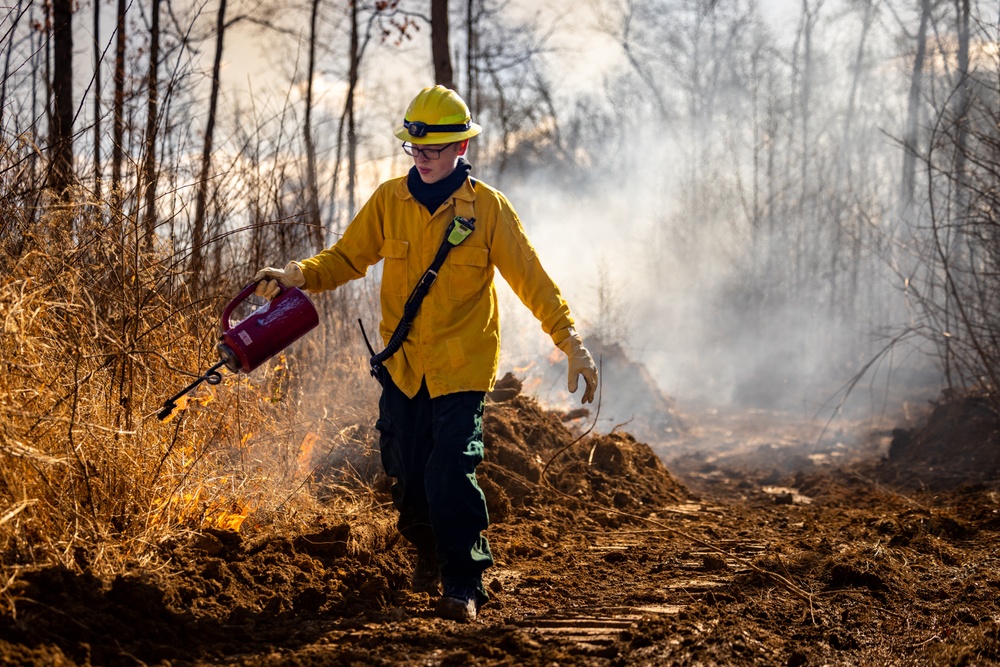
[297,175,576,399]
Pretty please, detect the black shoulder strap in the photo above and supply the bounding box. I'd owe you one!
[360,194,477,383]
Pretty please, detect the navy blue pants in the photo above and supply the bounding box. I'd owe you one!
[376,373,493,599]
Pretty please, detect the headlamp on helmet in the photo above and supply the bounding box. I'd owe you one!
[402,119,473,139]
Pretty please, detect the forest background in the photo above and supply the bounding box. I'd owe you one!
[0,0,998,576]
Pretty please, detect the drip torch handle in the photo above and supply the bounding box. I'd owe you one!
[221,282,284,332]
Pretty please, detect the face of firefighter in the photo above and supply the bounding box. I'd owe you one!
[408,140,468,184]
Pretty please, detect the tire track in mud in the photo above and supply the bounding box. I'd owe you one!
[485,502,770,657]
[227,500,760,665]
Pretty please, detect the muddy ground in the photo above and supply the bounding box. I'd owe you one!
[3,383,1000,666]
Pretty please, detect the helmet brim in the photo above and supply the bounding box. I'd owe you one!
[394,122,482,145]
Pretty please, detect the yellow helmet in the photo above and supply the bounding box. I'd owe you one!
[394,86,482,145]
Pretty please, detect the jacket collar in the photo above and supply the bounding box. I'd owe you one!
[394,166,476,205]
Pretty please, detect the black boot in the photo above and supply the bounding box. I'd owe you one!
[411,548,441,594]
[435,584,479,622]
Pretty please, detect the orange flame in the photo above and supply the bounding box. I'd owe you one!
[211,510,248,532]
[196,389,215,407]
[521,376,543,396]
[298,432,317,471]
[161,395,190,423]
[512,360,537,374]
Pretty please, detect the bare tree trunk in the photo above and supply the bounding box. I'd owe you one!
[952,0,970,203]
[792,0,820,290]
[28,5,38,193]
[347,0,358,221]
[829,0,874,316]
[935,0,974,386]
[618,1,669,120]
[1,0,25,136]
[111,0,127,212]
[49,0,74,199]
[899,0,930,213]
[92,0,102,200]
[431,0,454,88]
[330,0,362,229]
[142,0,161,251]
[44,2,51,155]
[464,0,477,163]
[303,0,323,253]
[189,0,228,288]
[465,0,477,109]
[798,0,814,214]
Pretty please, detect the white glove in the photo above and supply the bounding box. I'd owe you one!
[557,333,598,404]
[252,261,305,300]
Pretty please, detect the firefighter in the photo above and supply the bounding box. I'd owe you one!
[253,85,598,622]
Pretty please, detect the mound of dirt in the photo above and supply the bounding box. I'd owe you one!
[313,373,694,532]
[881,393,1000,490]
[480,388,693,531]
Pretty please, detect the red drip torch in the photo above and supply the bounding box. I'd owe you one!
[158,283,319,421]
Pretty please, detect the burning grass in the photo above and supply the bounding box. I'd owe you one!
[0,203,378,581]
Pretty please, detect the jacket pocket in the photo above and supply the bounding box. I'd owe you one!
[446,246,490,302]
[379,239,409,297]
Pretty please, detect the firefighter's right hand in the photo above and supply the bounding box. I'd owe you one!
[252,261,305,300]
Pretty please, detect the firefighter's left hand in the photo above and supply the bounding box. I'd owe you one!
[557,333,598,404]
[252,261,305,300]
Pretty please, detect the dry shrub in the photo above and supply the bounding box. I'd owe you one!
[0,200,378,576]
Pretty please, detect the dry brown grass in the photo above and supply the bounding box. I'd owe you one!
[0,194,381,579]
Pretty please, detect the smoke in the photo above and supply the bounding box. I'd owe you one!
[492,125,935,429]
[463,0,954,433]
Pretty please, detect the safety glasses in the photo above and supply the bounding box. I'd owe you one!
[402,143,449,160]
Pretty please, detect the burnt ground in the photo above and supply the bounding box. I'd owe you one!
[2,385,1000,667]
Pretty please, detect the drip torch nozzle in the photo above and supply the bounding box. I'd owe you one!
[158,401,178,421]
[157,361,225,421]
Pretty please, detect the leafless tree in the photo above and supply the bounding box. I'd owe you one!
[464,0,477,111]
[0,0,27,132]
[303,0,324,254]
[329,1,409,229]
[189,0,229,288]
[345,0,359,222]
[431,0,454,87]
[899,0,931,214]
[457,0,557,178]
[48,0,74,199]
[917,78,1000,406]
[111,0,128,212]
[142,0,163,251]
[93,0,103,200]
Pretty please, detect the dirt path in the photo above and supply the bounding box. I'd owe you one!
[4,394,1000,666]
